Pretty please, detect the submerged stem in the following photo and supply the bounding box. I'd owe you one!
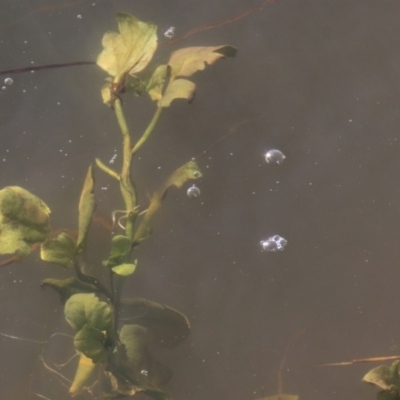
[131,106,163,156]
[114,98,137,239]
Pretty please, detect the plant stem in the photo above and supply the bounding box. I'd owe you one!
[114,98,137,240]
[131,106,163,156]
[74,260,112,300]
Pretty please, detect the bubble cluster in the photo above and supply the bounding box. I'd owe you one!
[260,235,287,252]
[164,27,175,39]
[187,185,200,198]
[4,77,13,86]
[265,149,286,165]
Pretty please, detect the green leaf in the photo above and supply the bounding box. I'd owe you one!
[74,324,107,363]
[133,160,201,242]
[41,277,98,304]
[97,12,157,84]
[77,165,95,253]
[119,324,172,386]
[120,298,190,348]
[103,235,132,268]
[147,65,169,101]
[377,390,400,400]
[64,293,112,333]
[363,361,400,392]
[159,78,196,107]
[69,353,96,396]
[112,261,137,276]
[40,232,76,268]
[168,45,237,81]
[101,370,172,400]
[0,186,51,256]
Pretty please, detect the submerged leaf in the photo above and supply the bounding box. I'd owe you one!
[69,352,96,396]
[0,186,51,256]
[74,324,108,363]
[41,277,97,304]
[147,65,169,101]
[363,361,400,391]
[168,45,237,81]
[119,324,172,386]
[40,232,76,268]
[121,298,190,348]
[97,12,157,83]
[65,293,112,333]
[133,161,201,242]
[159,78,196,107]
[103,235,132,268]
[77,165,95,253]
[101,370,172,400]
[112,261,137,276]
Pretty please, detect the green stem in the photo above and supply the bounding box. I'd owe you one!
[114,98,137,239]
[131,106,163,156]
[74,260,112,300]
[95,158,119,180]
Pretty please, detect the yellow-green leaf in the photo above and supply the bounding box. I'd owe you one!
[133,161,202,243]
[40,232,76,268]
[0,186,51,256]
[77,165,95,253]
[362,361,400,391]
[69,352,96,396]
[97,12,157,84]
[168,45,237,81]
[159,78,195,107]
[112,261,137,276]
[147,64,169,101]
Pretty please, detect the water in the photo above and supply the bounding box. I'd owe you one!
[0,1,399,400]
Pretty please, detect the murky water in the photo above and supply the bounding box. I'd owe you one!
[1,1,400,399]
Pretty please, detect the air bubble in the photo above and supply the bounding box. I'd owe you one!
[193,170,201,178]
[187,185,200,198]
[77,14,82,19]
[140,369,148,376]
[260,235,287,252]
[265,149,286,165]
[4,77,13,86]
[164,27,175,39]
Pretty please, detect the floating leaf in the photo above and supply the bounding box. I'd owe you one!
[103,235,132,268]
[0,186,51,256]
[69,352,96,396]
[121,298,190,348]
[77,165,95,253]
[119,324,172,386]
[41,277,98,304]
[133,161,201,242]
[65,293,112,333]
[168,45,237,81]
[40,232,76,268]
[112,261,137,276]
[159,78,196,107]
[97,12,157,84]
[363,361,400,391]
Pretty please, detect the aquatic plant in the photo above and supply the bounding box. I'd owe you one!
[0,12,236,399]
